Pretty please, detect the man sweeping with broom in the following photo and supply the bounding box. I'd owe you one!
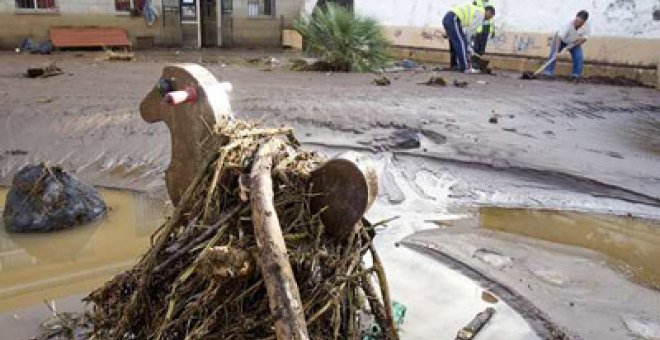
[541,10,591,82]
[443,2,496,73]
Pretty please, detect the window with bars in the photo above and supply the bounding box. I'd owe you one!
[115,0,131,11]
[15,0,57,10]
[248,0,274,17]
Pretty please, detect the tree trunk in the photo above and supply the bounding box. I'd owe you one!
[250,139,310,340]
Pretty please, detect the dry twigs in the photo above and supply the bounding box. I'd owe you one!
[85,119,397,339]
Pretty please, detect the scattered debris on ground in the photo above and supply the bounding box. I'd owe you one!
[421,75,447,87]
[454,79,469,88]
[17,37,53,55]
[99,50,136,62]
[4,149,28,156]
[384,61,436,73]
[85,118,401,339]
[481,291,499,304]
[246,56,281,66]
[3,164,107,233]
[33,301,91,340]
[25,63,63,78]
[246,57,263,64]
[289,58,336,72]
[455,307,496,340]
[373,75,391,86]
[290,58,317,71]
[520,72,649,87]
[582,76,650,87]
[489,116,499,124]
[521,71,536,80]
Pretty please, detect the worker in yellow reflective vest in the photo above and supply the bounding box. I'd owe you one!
[473,0,495,56]
[442,3,495,73]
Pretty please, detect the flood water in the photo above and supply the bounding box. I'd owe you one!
[480,208,660,290]
[0,188,165,312]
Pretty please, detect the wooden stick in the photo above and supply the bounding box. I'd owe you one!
[370,243,399,339]
[360,268,390,336]
[455,307,496,340]
[250,139,310,340]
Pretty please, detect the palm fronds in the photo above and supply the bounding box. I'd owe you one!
[294,4,390,72]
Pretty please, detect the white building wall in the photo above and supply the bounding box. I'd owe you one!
[303,0,660,38]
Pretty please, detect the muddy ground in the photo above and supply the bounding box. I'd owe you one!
[0,49,659,339]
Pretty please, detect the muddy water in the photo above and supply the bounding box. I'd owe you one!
[480,208,660,290]
[0,189,165,312]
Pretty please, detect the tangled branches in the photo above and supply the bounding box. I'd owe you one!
[86,119,397,339]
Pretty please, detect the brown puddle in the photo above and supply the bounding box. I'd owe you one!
[0,188,165,312]
[480,207,660,290]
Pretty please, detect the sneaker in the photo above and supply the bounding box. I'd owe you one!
[464,68,480,74]
[570,75,581,83]
[539,73,555,80]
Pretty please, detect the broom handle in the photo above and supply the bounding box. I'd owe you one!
[533,55,557,76]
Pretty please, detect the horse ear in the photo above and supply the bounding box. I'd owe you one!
[139,84,166,123]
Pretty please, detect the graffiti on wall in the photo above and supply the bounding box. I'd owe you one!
[604,0,640,32]
[420,28,445,41]
[488,31,547,53]
[512,34,539,52]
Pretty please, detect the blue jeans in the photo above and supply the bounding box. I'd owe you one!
[544,40,584,78]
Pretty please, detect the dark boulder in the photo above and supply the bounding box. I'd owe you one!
[3,164,106,233]
[388,129,421,149]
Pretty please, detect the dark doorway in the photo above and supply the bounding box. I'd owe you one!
[201,0,218,46]
[220,0,233,47]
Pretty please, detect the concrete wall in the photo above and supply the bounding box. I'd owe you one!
[230,0,304,47]
[0,0,169,48]
[352,0,660,38]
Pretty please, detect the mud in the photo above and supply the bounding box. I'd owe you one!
[521,72,652,87]
[1,50,658,201]
[0,49,659,339]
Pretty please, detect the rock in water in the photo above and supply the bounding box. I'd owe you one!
[3,164,106,233]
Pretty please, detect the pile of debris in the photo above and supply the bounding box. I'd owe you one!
[421,75,447,87]
[25,62,63,78]
[99,49,136,62]
[85,119,400,339]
